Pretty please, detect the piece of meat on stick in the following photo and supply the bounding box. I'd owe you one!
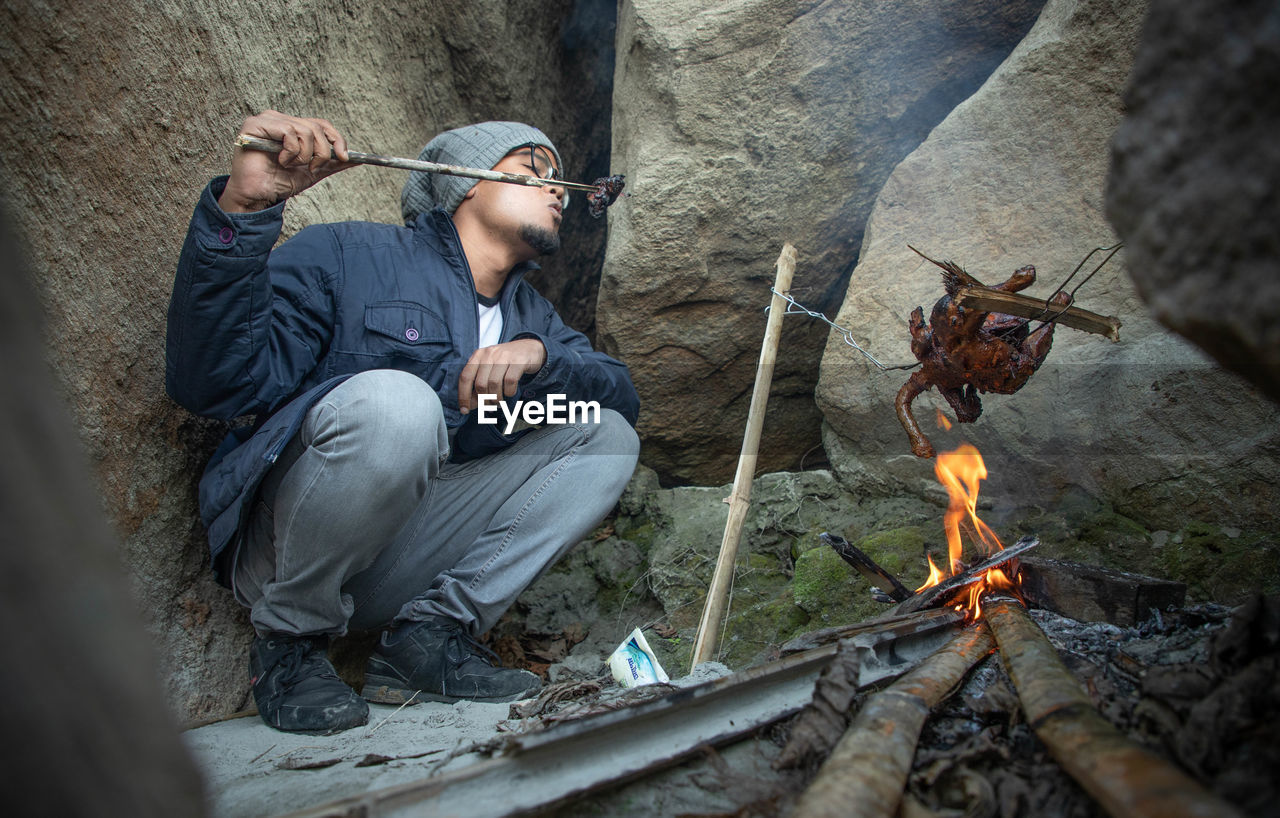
[586,175,626,218]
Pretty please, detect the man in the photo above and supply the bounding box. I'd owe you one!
[166,110,640,734]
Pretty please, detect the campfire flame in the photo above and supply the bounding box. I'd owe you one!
[915,554,946,594]
[921,444,1020,619]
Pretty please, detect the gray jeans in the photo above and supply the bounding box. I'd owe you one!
[231,369,639,638]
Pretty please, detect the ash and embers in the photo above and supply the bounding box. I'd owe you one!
[901,598,1278,818]
[505,597,1279,817]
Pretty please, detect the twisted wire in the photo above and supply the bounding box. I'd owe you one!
[769,288,919,372]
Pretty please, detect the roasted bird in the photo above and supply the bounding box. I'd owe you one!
[897,248,1071,458]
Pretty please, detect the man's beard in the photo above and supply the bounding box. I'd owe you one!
[520,224,561,256]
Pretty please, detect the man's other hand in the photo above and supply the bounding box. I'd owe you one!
[218,110,354,213]
[457,338,547,415]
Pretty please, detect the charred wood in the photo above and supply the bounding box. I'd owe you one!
[892,535,1039,615]
[773,639,863,770]
[819,532,913,601]
[984,596,1243,818]
[1017,557,1186,626]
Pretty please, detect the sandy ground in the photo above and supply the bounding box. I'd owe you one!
[184,698,513,817]
[184,662,734,818]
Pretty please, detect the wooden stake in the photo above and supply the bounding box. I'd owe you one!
[690,244,797,670]
[985,597,1243,818]
[791,625,995,818]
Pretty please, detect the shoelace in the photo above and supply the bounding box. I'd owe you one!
[445,629,501,668]
[273,639,338,689]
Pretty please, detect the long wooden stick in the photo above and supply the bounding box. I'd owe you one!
[791,625,994,818]
[235,134,600,192]
[690,244,797,670]
[985,597,1242,818]
[954,285,1121,341]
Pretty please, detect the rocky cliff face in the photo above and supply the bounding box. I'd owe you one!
[0,0,615,721]
[1107,0,1280,405]
[815,0,1280,530]
[600,0,1043,485]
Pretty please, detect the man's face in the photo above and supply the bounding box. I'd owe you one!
[464,145,565,256]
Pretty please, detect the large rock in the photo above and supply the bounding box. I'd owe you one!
[1106,0,1280,404]
[816,0,1280,531]
[0,0,614,721]
[599,0,1044,484]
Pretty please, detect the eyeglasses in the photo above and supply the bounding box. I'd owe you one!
[518,144,561,182]
[515,143,569,208]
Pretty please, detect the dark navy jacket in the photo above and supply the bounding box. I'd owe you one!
[166,177,639,584]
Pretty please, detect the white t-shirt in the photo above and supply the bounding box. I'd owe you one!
[477,295,503,348]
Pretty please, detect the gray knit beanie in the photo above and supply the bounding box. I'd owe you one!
[400,121,563,224]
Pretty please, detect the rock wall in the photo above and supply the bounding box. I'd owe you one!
[0,0,615,721]
[600,0,1044,485]
[1107,0,1280,405]
[815,0,1280,532]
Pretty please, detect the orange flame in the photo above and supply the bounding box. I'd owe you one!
[935,408,953,430]
[929,445,1017,620]
[934,444,1004,573]
[915,554,946,593]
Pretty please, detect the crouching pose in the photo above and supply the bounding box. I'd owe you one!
[166,111,640,733]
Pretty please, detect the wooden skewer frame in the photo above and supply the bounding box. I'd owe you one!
[954,285,1121,341]
[985,596,1243,818]
[791,624,995,818]
[690,244,798,670]
[234,134,600,192]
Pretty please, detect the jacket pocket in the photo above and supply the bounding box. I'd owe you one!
[362,301,453,361]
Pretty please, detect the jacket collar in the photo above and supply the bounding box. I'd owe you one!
[412,209,539,299]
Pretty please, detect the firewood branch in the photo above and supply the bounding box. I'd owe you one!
[984,597,1243,818]
[820,532,912,602]
[791,625,995,818]
[893,535,1039,615]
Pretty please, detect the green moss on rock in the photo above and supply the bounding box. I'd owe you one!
[792,546,884,627]
[1159,522,1280,603]
[719,591,811,668]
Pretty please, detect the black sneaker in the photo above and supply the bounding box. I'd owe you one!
[250,633,369,734]
[362,616,543,705]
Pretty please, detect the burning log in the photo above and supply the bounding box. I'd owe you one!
[892,535,1039,615]
[819,532,912,602]
[791,625,995,818]
[984,596,1244,818]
